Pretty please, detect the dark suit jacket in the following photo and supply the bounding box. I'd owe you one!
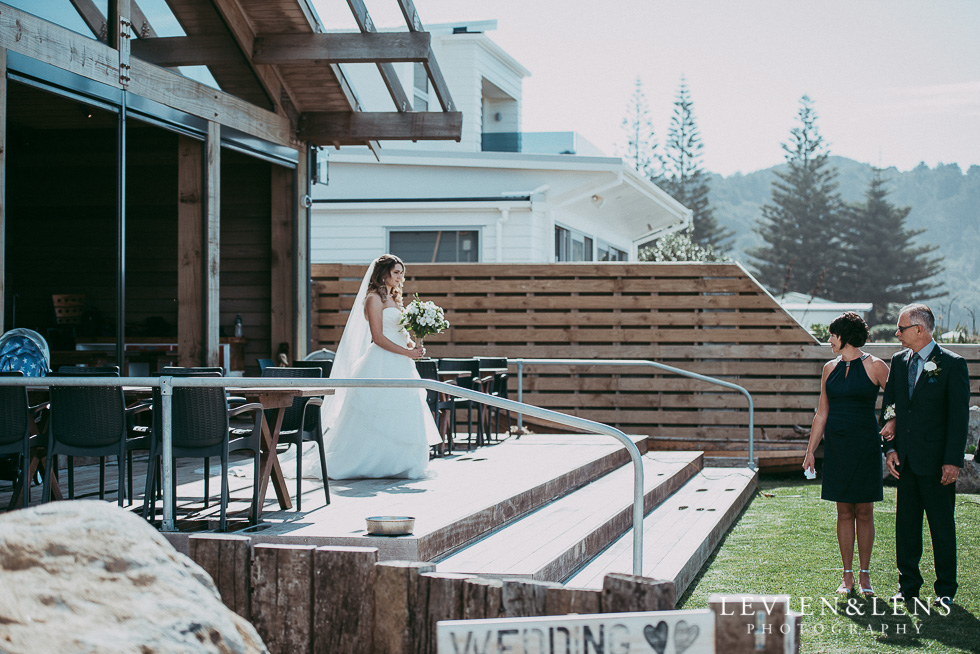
[882,344,970,475]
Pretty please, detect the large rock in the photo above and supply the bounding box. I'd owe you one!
[0,501,267,654]
[968,406,980,452]
[956,454,979,495]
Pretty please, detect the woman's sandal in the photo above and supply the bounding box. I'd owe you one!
[836,569,854,595]
[858,569,874,597]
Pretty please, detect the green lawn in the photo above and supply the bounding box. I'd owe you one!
[679,475,980,653]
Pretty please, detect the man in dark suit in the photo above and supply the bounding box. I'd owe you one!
[880,303,969,608]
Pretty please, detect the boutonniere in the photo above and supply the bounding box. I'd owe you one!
[923,356,941,379]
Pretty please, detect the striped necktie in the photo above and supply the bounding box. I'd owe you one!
[908,353,920,399]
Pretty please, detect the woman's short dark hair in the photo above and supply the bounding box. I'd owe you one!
[829,312,869,347]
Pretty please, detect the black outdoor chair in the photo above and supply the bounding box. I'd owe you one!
[42,367,150,507]
[415,359,450,454]
[292,360,333,378]
[261,366,329,510]
[52,365,153,504]
[436,358,485,449]
[477,356,511,440]
[257,358,275,373]
[141,370,263,531]
[0,371,49,508]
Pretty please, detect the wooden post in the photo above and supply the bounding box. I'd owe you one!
[312,546,378,654]
[602,573,676,612]
[294,147,309,358]
[372,560,435,654]
[462,577,504,621]
[270,164,293,361]
[419,572,473,654]
[251,543,316,654]
[501,578,563,617]
[543,585,602,616]
[177,135,204,365]
[204,120,221,367]
[710,594,797,654]
[187,534,251,618]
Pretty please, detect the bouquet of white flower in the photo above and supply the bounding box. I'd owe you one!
[399,294,450,342]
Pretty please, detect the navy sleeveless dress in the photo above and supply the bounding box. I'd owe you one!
[821,355,884,503]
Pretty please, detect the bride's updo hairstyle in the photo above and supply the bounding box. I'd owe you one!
[368,253,405,307]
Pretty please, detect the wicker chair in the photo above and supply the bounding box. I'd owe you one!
[42,367,144,507]
[141,370,262,531]
[436,358,485,449]
[0,371,48,508]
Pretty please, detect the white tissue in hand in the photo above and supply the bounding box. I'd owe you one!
[804,467,817,480]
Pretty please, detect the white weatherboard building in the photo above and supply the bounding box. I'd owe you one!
[776,292,873,332]
[310,21,690,265]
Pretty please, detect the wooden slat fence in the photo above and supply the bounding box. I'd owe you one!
[311,263,980,466]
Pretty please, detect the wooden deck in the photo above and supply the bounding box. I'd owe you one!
[2,432,755,597]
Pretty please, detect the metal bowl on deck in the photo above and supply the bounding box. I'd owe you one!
[365,516,415,536]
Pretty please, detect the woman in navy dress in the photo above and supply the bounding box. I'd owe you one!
[803,312,890,597]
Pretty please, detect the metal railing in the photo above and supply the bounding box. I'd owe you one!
[0,374,646,575]
[511,358,756,468]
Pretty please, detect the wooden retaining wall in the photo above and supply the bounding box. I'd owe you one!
[186,536,674,654]
[311,263,980,467]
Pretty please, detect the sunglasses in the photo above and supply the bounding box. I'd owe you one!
[897,324,920,333]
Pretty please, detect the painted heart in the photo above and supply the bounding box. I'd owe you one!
[674,620,700,654]
[643,621,668,654]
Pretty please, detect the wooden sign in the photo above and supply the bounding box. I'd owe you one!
[437,610,715,654]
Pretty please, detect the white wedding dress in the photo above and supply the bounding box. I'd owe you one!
[319,307,442,480]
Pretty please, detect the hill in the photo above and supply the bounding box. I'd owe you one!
[710,157,980,330]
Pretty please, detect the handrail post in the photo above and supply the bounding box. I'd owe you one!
[160,376,175,532]
[516,359,524,429]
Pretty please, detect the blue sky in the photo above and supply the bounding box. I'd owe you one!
[317,0,980,176]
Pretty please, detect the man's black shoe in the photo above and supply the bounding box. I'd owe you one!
[933,596,953,609]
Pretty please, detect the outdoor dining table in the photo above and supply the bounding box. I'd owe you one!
[228,385,333,518]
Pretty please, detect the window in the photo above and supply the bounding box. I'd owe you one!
[555,225,593,261]
[598,240,628,262]
[390,230,478,263]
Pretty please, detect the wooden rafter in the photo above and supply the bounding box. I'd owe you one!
[68,0,107,41]
[393,0,456,112]
[300,111,462,145]
[130,2,158,38]
[0,4,292,145]
[252,32,431,65]
[68,0,157,41]
[345,0,412,112]
[131,35,243,67]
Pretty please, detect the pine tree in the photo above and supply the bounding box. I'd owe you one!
[619,77,660,180]
[661,78,732,253]
[748,96,845,298]
[839,170,945,325]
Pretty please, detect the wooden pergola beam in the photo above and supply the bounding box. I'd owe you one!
[0,4,293,145]
[394,0,456,112]
[131,35,243,67]
[300,111,462,144]
[345,0,412,112]
[69,0,157,41]
[209,0,294,121]
[252,32,431,64]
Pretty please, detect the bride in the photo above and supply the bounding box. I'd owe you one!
[312,254,443,480]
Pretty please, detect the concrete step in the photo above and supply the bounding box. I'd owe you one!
[434,451,704,581]
[564,467,757,596]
